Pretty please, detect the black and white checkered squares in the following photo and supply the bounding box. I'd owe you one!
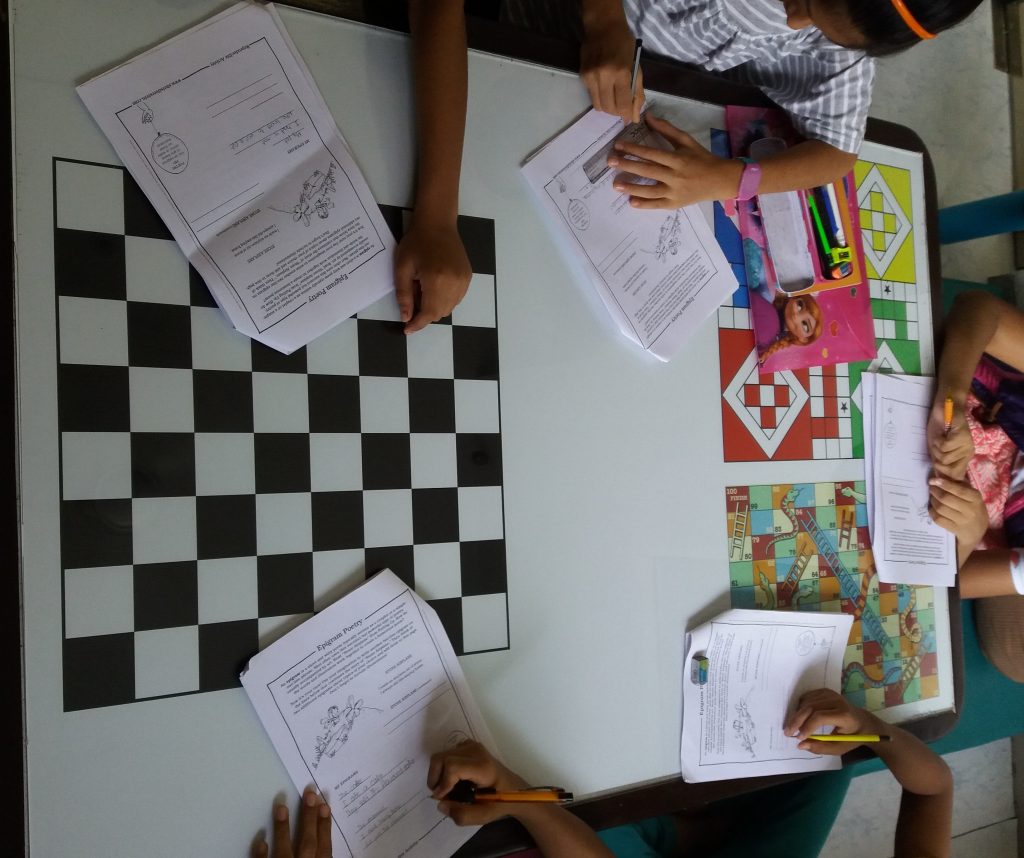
[54,158,508,711]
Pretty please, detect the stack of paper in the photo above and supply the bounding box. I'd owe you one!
[521,109,737,361]
[863,372,956,587]
[241,571,495,858]
[77,2,395,354]
[680,608,853,782]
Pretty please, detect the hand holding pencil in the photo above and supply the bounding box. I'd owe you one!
[927,391,973,481]
[784,688,888,755]
[429,740,535,825]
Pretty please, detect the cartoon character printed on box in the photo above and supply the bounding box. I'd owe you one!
[746,247,824,366]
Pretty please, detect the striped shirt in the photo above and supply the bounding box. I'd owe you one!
[622,0,875,152]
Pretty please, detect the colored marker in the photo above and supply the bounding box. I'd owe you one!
[807,734,891,743]
[824,182,847,245]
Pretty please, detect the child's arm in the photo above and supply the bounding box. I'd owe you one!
[786,689,952,858]
[397,0,472,334]
[428,741,615,858]
[930,291,1024,478]
[580,0,645,124]
[607,115,857,208]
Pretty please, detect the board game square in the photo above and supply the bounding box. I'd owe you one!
[409,378,456,433]
[131,432,196,497]
[193,370,253,433]
[310,433,362,491]
[452,326,498,381]
[198,619,258,692]
[63,633,135,711]
[406,323,454,379]
[357,293,403,323]
[254,433,311,494]
[456,215,496,275]
[361,434,411,490]
[123,172,172,241]
[259,614,314,649]
[256,493,313,555]
[427,597,463,654]
[412,543,462,600]
[459,540,507,598]
[364,546,415,588]
[377,204,405,241]
[191,306,253,372]
[257,553,314,617]
[363,489,413,548]
[58,295,128,366]
[55,160,124,235]
[251,340,308,373]
[133,497,197,564]
[62,431,132,500]
[357,319,407,377]
[129,366,194,433]
[134,626,200,699]
[64,565,135,638]
[197,557,258,624]
[61,498,133,569]
[311,491,364,551]
[253,373,309,433]
[306,317,359,375]
[451,274,496,328]
[59,364,130,432]
[410,433,458,488]
[195,433,255,495]
[133,560,198,630]
[360,376,410,433]
[308,375,360,433]
[454,380,499,434]
[758,385,775,406]
[742,384,759,407]
[189,266,219,308]
[412,488,459,544]
[54,229,126,301]
[461,593,508,652]
[196,495,257,559]
[125,236,191,306]
[456,434,503,487]
[312,549,365,611]
[458,486,504,542]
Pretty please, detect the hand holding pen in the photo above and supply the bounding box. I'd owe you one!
[927,391,973,481]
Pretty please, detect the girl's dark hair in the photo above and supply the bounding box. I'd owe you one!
[845,0,984,56]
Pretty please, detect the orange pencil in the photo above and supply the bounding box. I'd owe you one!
[446,780,574,805]
[943,395,954,435]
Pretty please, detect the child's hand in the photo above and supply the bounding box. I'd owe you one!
[394,220,472,334]
[580,18,644,124]
[607,114,742,208]
[252,788,332,858]
[784,688,877,756]
[428,740,529,826]
[927,396,973,480]
[928,475,987,552]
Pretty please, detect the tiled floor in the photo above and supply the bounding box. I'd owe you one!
[823,7,1021,857]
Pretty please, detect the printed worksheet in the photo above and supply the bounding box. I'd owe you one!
[522,108,737,360]
[681,608,853,782]
[241,571,495,858]
[77,2,394,354]
[866,373,956,586]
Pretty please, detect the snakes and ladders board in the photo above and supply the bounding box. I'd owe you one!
[53,157,509,711]
[725,481,953,718]
[712,134,933,463]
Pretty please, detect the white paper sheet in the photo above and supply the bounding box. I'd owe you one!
[240,571,494,858]
[680,608,853,782]
[866,373,956,586]
[77,2,394,354]
[522,108,737,361]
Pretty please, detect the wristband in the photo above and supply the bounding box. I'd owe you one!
[1010,549,1024,596]
[736,157,762,201]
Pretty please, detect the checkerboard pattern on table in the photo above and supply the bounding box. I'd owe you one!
[860,188,901,256]
[870,278,919,342]
[808,365,853,460]
[53,157,509,711]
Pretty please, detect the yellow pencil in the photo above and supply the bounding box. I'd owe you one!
[807,734,890,743]
[943,395,954,434]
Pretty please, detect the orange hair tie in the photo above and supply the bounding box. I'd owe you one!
[890,0,935,39]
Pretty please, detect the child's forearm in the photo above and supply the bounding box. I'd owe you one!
[407,0,467,227]
[864,714,952,798]
[581,0,629,33]
[961,549,1019,597]
[751,140,857,195]
[509,805,615,858]
[935,291,1002,406]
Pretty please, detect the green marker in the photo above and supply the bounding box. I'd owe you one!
[806,191,832,255]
